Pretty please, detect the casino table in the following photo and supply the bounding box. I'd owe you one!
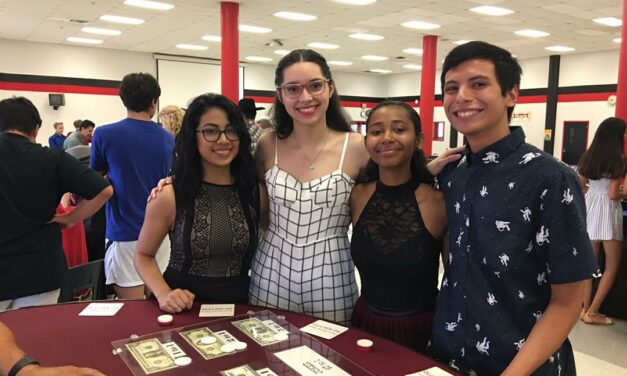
[0,300,455,376]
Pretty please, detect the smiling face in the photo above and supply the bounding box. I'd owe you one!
[278,61,334,128]
[365,105,418,170]
[196,107,240,171]
[442,59,518,150]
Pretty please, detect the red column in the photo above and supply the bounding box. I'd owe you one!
[617,0,627,153]
[221,2,239,102]
[419,35,438,157]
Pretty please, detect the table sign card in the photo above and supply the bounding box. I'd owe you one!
[274,345,351,376]
[300,320,348,340]
[406,367,454,376]
[199,304,235,317]
[79,302,124,316]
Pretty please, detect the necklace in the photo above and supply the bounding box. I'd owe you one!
[293,131,330,170]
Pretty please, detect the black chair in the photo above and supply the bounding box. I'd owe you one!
[59,259,106,303]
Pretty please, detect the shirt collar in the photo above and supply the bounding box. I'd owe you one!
[463,126,525,168]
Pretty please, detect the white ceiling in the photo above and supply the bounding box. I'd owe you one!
[0,0,623,74]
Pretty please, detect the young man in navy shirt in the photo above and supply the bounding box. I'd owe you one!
[48,121,65,148]
[91,73,174,299]
[428,41,596,375]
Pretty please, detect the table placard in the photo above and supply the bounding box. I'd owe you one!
[406,367,454,376]
[300,320,348,339]
[199,304,235,317]
[274,345,350,376]
[78,302,124,316]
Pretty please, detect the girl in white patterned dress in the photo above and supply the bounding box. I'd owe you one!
[249,49,369,324]
[577,117,627,325]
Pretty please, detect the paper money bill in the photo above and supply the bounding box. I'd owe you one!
[179,327,226,360]
[232,317,281,346]
[126,338,177,374]
[220,364,259,376]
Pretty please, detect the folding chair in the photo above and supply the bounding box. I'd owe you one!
[59,259,106,303]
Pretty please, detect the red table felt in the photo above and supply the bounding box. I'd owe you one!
[0,300,454,376]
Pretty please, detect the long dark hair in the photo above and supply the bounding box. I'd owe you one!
[272,49,351,138]
[578,117,626,180]
[358,100,434,185]
[172,93,258,210]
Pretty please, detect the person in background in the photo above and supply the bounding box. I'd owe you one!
[249,49,369,325]
[158,105,184,137]
[350,100,447,352]
[427,41,596,375]
[0,96,112,311]
[63,120,94,149]
[577,117,627,325]
[91,73,174,300]
[256,118,273,133]
[238,98,264,152]
[135,94,261,313]
[48,122,65,148]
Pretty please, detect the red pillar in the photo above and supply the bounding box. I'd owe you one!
[419,35,438,157]
[617,0,627,153]
[221,2,239,102]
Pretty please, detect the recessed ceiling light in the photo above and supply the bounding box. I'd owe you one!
[403,64,422,70]
[469,5,514,16]
[81,27,121,36]
[273,49,291,56]
[545,45,575,52]
[401,21,441,30]
[369,69,391,74]
[613,37,622,43]
[402,48,423,55]
[331,0,377,5]
[514,29,550,37]
[67,37,103,44]
[273,11,317,21]
[453,40,470,45]
[361,55,388,61]
[349,33,384,41]
[593,17,622,27]
[123,0,174,10]
[246,56,273,62]
[176,44,208,50]
[201,35,221,42]
[328,60,353,66]
[239,25,272,33]
[100,15,145,25]
[307,42,340,49]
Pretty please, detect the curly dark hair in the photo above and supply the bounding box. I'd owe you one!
[272,49,351,138]
[358,100,434,185]
[172,93,258,212]
[119,72,161,112]
[578,117,626,180]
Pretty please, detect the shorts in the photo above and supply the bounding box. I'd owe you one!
[104,237,170,287]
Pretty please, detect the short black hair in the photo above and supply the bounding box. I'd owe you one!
[441,41,522,121]
[0,96,42,133]
[79,119,95,130]
[119,72,161,112]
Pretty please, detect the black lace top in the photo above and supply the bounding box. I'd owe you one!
[351,177,442,314]
[166,182,258,302]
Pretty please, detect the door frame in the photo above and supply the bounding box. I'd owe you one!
[561,120,589,163]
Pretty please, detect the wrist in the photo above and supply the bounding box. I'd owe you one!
[8,356,40,376]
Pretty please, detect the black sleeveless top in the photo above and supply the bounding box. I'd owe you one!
[351,177,442,315]
[165,182,258,303]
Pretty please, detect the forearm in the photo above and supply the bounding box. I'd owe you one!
[134,253,171,299]
[0,323,28,376]
[502,288,581,375]
[68,186,113,223]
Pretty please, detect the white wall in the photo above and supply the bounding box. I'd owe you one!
[559,50,620,87]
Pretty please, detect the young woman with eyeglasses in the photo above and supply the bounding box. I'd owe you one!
[135,94,262,313]
[249,49,369,325]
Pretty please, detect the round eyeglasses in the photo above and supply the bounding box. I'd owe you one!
[277,79,330,99]
[196,126,241,142]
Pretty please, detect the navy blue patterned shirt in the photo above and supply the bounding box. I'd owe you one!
[431,128,596,376]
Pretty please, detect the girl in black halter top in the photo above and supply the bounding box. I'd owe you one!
[350,100,448,353]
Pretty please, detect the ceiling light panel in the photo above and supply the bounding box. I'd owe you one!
[123,0,174,10]
[331,0,377,4]
[402,48,423,55]
[307,42,339,49]
[469,6,514,16]
[246,56,273,62]
[514,29,550,37]
[81,27,121,36]
[100,15,145,25]
[328,60,353,66]
[349,33,384,41]
[593,17,622,27]
[67,37,103,44]
[201,35,221,42]
[401,21,441,30]
[273,49,291,56]
[545,45,575,52]
[361,55,388,61]
[369,69,391,73]
[403,64,422,70]
[239,25,272,33]
[175,44,208,50]
[273,11,317,21]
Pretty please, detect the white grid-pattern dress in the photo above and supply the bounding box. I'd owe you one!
[586,178,623,241]
[250,133,358,325]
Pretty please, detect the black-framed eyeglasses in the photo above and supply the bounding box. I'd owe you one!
[277,79,330,99]
[196,126,241,142]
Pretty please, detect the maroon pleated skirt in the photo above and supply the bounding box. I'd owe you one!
[351,297,434,353]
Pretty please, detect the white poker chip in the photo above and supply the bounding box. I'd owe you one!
[200,336,217,345]
[157,314,173,326]
[356,339,374,352]
[174,356,192,366]
[220,343,236,353]
[233,341,248,351]
[273,333,289,341]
